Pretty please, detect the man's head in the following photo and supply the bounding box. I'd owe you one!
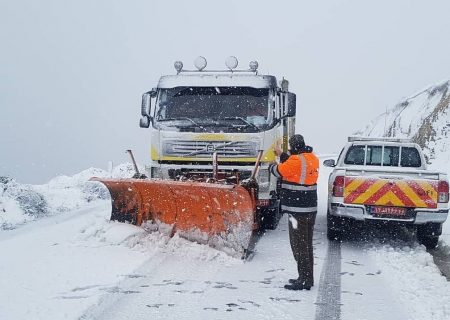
[289,134,305,153]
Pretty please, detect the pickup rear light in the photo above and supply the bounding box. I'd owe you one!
[438,181,449,203]
[333,176,345,197]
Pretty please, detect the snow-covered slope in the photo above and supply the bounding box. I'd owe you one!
[0,163,140,230]
[356,79,450,169]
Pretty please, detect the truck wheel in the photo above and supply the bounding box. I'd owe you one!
[259,205,282,231]
[417,224,441,249]
[327,211,342,241]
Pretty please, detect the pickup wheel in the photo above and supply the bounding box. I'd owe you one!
[327,225,342,241]
[417,223,442,249]
[327,211,343,241]
[418,236,439,250]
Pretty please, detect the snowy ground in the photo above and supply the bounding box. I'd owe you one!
[1,160,450,320]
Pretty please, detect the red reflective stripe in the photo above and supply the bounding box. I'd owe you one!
[363,182,393,205]
[408,181,436,208]
[363,183,416,207]
[344,179,375,203]
[345,177,355,185]
[389,184,416,207]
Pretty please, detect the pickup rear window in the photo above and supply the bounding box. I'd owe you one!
[344,146,365,165]
[400,147,421,167]
[344,145,421,167]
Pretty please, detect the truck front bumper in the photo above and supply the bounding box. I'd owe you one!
[146,162,273,199]
[330,203,449,224]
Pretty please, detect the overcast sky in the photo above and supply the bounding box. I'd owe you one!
[1,0,450,184]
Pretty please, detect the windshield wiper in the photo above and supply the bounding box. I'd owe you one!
[221,117,260,132]
[158,117,206,131]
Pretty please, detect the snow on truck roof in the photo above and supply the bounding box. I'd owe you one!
[157,73,278,89]
[348,136,412,143]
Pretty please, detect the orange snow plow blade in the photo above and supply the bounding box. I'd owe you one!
[90,178,256,257]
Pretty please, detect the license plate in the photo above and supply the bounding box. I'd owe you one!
[371,206,406,216]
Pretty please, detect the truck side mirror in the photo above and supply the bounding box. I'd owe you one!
[323,159,336,167]
[140,116,150,128]
[140,90,156,128]
[286,92,296,117]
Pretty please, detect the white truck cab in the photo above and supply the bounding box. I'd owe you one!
[323,136,449,248]
[138,57,297,229]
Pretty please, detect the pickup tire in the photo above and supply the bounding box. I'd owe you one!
[417,223,442,249]
[327,210,343,241]
[327,226,342,241]
[418,236,439,250]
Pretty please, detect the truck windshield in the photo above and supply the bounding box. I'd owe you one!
[154,87,273,132]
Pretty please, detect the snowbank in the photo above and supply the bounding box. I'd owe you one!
[0,163,139,230]
[368,244,450,320]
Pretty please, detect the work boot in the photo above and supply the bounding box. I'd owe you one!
[289,278,314,286]
[284,279,311,291]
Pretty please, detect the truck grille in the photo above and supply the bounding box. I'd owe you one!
[163,140,259,158]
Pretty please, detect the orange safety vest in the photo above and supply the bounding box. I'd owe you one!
[276,153,319,185]
[269,152,319,214]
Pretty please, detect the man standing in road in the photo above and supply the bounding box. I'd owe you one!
[269,134,319,290]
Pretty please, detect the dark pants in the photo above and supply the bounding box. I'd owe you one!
[288,212,316,287]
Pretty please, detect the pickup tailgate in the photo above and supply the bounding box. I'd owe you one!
[343,173,439,209]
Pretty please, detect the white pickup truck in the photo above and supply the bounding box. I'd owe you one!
[323,137,449,249]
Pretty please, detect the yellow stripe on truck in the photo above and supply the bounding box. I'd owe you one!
[396,181,427,208]
[352,180,386,204]
[416,180,438,202]
[159,154,276,163]
[375,191,404,206]
[343,178,366,197]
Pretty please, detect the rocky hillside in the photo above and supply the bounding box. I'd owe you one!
[356,80,450,169]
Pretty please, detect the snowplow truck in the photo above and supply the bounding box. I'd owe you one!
[93,57,297,257]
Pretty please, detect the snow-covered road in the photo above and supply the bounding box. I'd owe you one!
[81,213,326,320]
[1,164,450,320]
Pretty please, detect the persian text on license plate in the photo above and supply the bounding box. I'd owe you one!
[371,206,406,216]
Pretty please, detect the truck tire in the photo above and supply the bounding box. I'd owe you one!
[260,204,282,231]
[417,223,442,249]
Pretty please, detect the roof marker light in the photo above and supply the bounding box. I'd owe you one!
[174,61,183,74]
[225,56,238,70]
[249,60,259,72]
[194,56,207,71]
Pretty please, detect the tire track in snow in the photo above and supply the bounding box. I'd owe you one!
[315,240,341,320]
